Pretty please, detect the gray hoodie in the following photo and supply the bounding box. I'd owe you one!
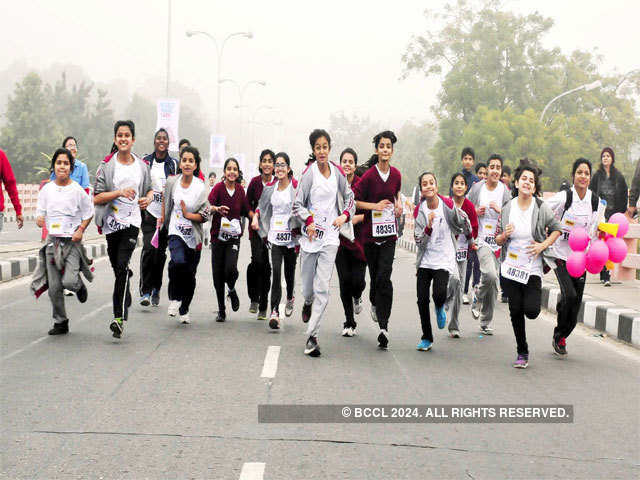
[256,179,301,241]
[162,175,210,249]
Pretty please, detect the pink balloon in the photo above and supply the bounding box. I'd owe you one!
[585,239,609,274]
[606,236,627,263]
[609,213,629,238]
[566,251,587,278]
[568,227,589,252]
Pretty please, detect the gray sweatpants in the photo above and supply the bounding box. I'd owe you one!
[300,244,339,338]
[476,245,500,327]
[446,258,467,332]
[45,243,82,323]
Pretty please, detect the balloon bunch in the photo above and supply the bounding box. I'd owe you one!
[566,213,630,278]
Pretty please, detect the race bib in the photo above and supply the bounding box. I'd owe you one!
[456,234,468,262]
[47,215,75,236]
[218,217,242,242]
[302,212,327,241]
[560,210,590,241]
[112,199,134,223]
[482,220,498,250]
[175,211,193,240]
[268,213,292,246]
[146,190,163,218]
[501,244,532,284]
[372,207,397,237]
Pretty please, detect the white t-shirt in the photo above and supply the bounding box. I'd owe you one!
[102,155,143,235]
[376,164,390,182]
[503,198,543,279]
[269,183,295,247]
[300,162,339,253]
[168,176,205,249]
[419,199,456,273]
[546,187,597,261]
[477,182,506,252]
[147,160,167,218]
[36,181,94,238]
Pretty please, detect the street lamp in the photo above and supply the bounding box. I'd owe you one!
[185,30,253,133]
[540,80,602,124]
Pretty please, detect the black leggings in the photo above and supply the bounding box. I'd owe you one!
[335,247,367,328]
[212,239,240,313]
[106,226,139,320]
[364,241,396,330]
[502,275,542,355]
[416,268,449,342]
[554,260,586,340]
[247,234,271,310]
[270,245,297,313]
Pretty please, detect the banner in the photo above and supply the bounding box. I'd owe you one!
[156,99,180,151]
[210,134,226,168]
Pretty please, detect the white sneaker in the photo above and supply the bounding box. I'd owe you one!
[64,289,74,296]
[449,329,460,338]
[462,294,469,305]
[353,297,363,315]
[180,313,190,324]
[342,327,354,337]
[285,297,295,317]
[370,306,378,323]
[168,300,181,317]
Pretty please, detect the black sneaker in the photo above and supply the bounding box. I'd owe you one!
[302,303,312,323]
[215,312,226,322]
[228,289,240,312]
[151,289,160,307]
[377,329,389,349]
[304,336,321,357]
[110,318,123,338]
[76,283,88,304]
[552,336,568,356]
[48,320,68,335]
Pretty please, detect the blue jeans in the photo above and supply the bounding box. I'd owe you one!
[168,235,201,315]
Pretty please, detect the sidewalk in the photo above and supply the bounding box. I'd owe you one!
[398,235,640,348]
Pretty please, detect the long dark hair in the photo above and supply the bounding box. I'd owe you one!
[274,152,293,178]
[340,147,358,165]
[259,149,275,174]
[180,146,202,179]
[223,157,243,184]
[306,129,331,166]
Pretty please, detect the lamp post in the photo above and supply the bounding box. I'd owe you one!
[185,30,253,133]
[540,80,602,124]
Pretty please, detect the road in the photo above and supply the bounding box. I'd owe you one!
[1,241,638,479]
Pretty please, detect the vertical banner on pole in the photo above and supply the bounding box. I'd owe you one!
[210,134,226,168]
[156,99,180,151]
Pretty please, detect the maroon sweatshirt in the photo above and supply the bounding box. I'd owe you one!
[246,175,273,239]
[352,165,402,245]
[339,175,366,261]
[208,182,248,243]
[0,149,22,215]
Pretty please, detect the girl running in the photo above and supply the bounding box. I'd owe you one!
[139,128,179,308]
[94,120,152,338]
[335,148,366,337]
[352,131,402,349]
[495,161,561,368]
[546,158,602,356]
[293,129,355,356]
[413,172,469,351]
[252,152,299,330]
[446,173,478,338]
[208,157,248,322]
[161,146,209,324]
[32,148,94,335]
[246,150,275,320]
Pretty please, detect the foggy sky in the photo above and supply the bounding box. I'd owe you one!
[1,0,639,170]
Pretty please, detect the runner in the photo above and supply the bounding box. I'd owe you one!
[546,158,602,356]
[446,173,478,338]
[252,152,299,330]
[413,172,470,351]
[463,162,489,304]
[161,146,209,324]
[31,148,94,335]
[495,161,561,368]
[352,131,402,349]
[139,128,179,307]
[334,147,366,337]
[246,150,275,320]
[0,149,23,232]
[467,154,511,335]
[52,137,90,192]
[293,129,354,356]
[94,120,152,338]
[208,157,247,322]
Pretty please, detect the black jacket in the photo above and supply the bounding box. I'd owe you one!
[590,167,628,219]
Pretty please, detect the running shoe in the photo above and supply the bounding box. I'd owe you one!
[151,289,160,307]
[604,280,611,287]
[249,302,259,314]
[353,297,363,315]
[480,325,494,335]
[370,306,378,323]
[302,303,312,323]
[64,289,74,296]
[471,291,480,319]
[449,329,460,338]
[48,320,69,335]
[180,313,190,324]
[269,310,280,330]
[462,294,470,305]
[110,318,123,338]
[377,329,389,349]
[285,297,295,317]
[436,306,447,329]
[552,336,567,356]
[168,300,181,317]
[215,312,226,322]
[228,289,240,312]
[76,283,88,304]
[513,354,529,369]
[342,327,354,337]
[304,336,321,356]
[140,294,151,307]
[416,339,432,351]
[257,310,268,321]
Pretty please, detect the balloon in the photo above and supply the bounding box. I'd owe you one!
[598,222,619,237]
[568,227,589,252]
[609,213,630,238]
[566,251,587,278]
[606,236,627,263]
[585,239,609,274]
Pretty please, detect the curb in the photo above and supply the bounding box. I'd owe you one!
[397,235,640,348]
[2,214,37,223]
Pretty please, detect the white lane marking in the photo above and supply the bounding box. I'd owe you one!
[1,302,111,362]
[260,346,281,379]
[239,462,265,480]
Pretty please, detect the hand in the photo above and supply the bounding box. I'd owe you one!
[251,216,260,231]
[476,205,486,216]
[158,216,164,226]
[427,212,436,228]
[374,199,393,211]
[332,214,347,229]
[527,241,547,258]
[489,201,501,213]
[217,205,230,216]
[503,223,515,239]
[138,196,150,210]
[626,206,637,218]
[71,228,83,243]
[395,204,403,218]
[120,188,136,201]
[306,222,317,241]
[180,200,188,217]
[16,214,24,229]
